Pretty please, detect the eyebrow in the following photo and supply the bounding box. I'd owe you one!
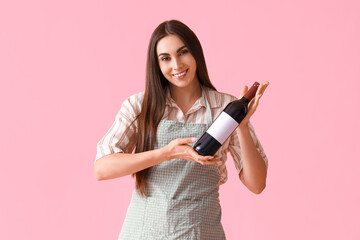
[158,45,187,57]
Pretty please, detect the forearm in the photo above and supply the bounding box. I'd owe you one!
[236,124,267,194]
[94,148,167,181]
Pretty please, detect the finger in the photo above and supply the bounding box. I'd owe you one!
[247,97,256,110]
[256,81,269,98]
[239,85,248,99]
[246,82,268,115]
[254,81,269,105]
[177,137,197,145]
[199,157,221,165]
[191,152,214,163]
[185,147,209,161]
[207,157,221,163]
[197,155,215,162]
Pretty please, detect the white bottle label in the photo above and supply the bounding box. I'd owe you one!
[206,112,238,144]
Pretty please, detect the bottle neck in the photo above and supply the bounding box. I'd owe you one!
[243,82,260,101]
[240,96,250,103]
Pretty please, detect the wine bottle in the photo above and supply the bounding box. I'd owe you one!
[193,82,260,156]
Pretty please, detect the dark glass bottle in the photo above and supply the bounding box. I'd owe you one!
[193,82,260,156]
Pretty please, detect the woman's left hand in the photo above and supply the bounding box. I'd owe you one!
[238,81,269,128]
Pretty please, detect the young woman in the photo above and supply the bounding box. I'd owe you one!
[94,19,269,240]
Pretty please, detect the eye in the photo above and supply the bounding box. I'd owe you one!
[161,56,170,61]
[179,49,189,56]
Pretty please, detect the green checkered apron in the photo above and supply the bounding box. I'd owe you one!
[119,93,226,240]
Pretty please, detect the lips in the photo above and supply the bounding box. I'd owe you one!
[172,69,188,78]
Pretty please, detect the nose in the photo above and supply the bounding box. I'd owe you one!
[172,57,183,70]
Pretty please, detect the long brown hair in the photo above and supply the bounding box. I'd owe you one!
[133,20,217,196]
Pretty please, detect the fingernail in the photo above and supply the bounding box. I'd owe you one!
[192,137,197,142]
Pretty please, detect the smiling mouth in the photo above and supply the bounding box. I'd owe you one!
[172,69,188,78]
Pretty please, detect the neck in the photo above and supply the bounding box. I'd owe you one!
[169,81,202,115]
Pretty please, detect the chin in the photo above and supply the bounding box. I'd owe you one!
[172,79,194,87]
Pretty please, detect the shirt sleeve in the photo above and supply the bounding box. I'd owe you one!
[95,93,143,162]
[228,121,268,174]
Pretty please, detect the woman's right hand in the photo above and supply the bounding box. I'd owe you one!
[162,137,220,165]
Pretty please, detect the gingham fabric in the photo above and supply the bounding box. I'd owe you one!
[118,95,226,240]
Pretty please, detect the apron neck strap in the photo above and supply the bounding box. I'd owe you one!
[201,87,213,125]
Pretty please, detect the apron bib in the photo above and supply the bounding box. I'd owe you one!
[119,93,226,240]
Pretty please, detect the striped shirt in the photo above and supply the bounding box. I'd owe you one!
[96,86,268,185]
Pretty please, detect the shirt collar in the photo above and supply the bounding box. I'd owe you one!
[165,85,222,110]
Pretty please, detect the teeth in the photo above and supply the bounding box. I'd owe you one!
[174,70,187,77]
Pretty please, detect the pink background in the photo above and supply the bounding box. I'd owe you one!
[1,0,359,239]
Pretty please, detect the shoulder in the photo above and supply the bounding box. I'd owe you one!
[119,91,144,117]
[204,87,238,109]
[126,91,145,106]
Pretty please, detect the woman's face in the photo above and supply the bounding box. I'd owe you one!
[156,34,198,90]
